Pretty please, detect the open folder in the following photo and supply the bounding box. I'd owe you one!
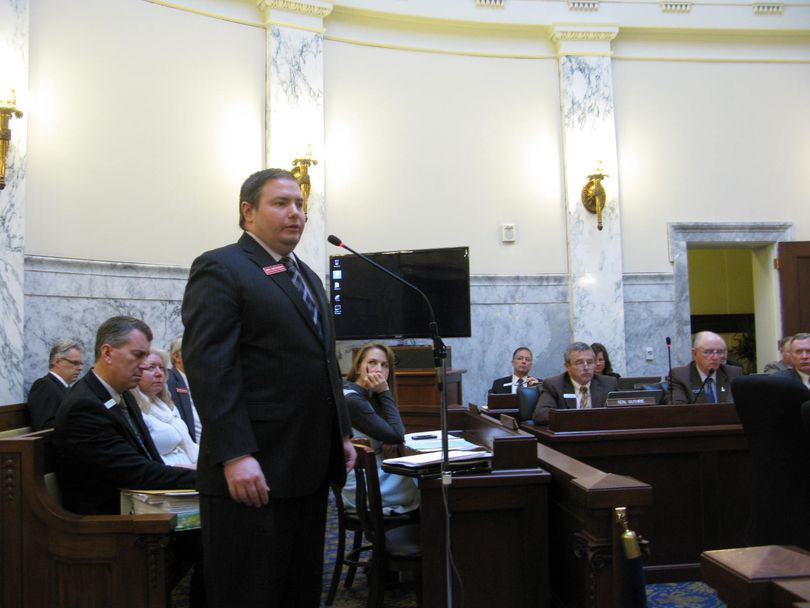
[382,449,493,478]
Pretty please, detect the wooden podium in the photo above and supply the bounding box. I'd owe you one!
[388,345,465,433]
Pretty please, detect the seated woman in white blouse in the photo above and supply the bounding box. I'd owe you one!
[132,349,198,468]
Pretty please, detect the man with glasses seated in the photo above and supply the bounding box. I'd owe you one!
[28,339,85,430]
[667,331,742,404]
[532,342,619,424]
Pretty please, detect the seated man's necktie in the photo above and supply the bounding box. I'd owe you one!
[580,386,590,409]
[705,377,717,403]
[118,401,152,460]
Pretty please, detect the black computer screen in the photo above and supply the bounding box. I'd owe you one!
[329,246,471,340]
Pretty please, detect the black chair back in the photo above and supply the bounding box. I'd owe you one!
[517,386,541,422]
[732,373,810,550]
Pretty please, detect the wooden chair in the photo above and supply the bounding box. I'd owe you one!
[732,374,810,550]
[334,444,422,607]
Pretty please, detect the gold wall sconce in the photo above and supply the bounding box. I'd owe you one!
[581,163,608,231]
[291,147,318,214]
[0,90,24,191]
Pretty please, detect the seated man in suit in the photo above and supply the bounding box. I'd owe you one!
[490,347,541,395]
[775,333,810,388]
[667,331,742,404]
[53,316,204,606]
[533,342,619,424]
[27,339,84,430]
[763,335,793,374]
[167,333,202,442]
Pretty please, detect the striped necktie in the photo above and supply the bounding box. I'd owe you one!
[281,256,322,335]
[580,386,590,409]
[117,400,152,460]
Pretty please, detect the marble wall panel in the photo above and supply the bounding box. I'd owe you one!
[0,0,28,403]
[21,256,680,406]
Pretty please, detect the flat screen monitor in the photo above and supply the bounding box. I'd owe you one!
[329,246,471,340]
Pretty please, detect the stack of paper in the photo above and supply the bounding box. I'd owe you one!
[383,449,493,469]
[120,489,200,531]
[404,431,481,452]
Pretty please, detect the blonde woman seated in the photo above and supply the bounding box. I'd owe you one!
[132,349,198,468]
[342,343,419,515]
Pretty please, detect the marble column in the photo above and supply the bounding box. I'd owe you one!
[0,0,28,403]
[552,25,627,374]
[259,0,331,282]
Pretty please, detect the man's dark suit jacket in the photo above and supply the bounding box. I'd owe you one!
[774,367,809,386]
[490,375,514,394]
[27,372,68,431]
[667,362,742,404]
[181,232,351,500]
[167,367,197,441]
[53,371,196,515]
[533,372,619,424]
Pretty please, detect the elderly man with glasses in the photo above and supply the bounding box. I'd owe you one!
[533,341,619,424]
[667,331,743,404]
[27,339,85,430]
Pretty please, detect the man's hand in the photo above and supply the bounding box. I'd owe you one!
[224,455,269,508]
[526,376,541,387]
[343,437,357,473]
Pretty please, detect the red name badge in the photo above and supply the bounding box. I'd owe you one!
[263,264,286,276]
[176,388,188,394]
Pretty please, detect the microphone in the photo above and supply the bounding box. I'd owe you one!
[665,337,674,405]
[693,369,716,404]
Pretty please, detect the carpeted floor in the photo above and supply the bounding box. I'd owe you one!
[173,496,727,607]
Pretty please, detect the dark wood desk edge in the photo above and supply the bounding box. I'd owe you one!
[465,409,653,507]
[397,369,466,376]
[524,423,745,442]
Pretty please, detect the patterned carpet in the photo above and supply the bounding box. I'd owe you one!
[173,496,727,607]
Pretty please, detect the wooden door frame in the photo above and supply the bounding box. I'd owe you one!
[666,222,794,365]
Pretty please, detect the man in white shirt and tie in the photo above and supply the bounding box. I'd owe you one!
[667,331,743,404]
[489,347,542,395]
[532,342,619,424]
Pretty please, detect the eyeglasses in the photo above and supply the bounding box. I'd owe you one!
[144,365,166,373]
[697,349,726,357]
[60,358,84,367]
[571,361,595,369]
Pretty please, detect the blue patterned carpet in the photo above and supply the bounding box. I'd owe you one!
[173,496,727,607]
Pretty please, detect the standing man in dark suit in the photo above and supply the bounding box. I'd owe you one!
[775,333,810,389]
[53,315,203,605]
[28,339,84,430]
[489,346,542,395]
[166,333,201,442]
[181,168,356,608]
[533,342,619,424]
[667,331,743,404]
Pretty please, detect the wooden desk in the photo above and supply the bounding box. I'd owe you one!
[419,410,550,608]
[523,404,750,582]
[395,369,465,432]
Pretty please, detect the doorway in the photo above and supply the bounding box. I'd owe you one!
[668,222,793,371]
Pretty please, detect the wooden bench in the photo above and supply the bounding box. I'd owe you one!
[0,427,176,608]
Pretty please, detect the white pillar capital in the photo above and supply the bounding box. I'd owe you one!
[550,24,619,56]
[258,0,333,31]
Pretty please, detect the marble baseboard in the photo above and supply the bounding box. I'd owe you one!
[20,256,681,403]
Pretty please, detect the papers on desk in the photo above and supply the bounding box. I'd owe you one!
[404,431,481,453]
[383,450,493,468]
